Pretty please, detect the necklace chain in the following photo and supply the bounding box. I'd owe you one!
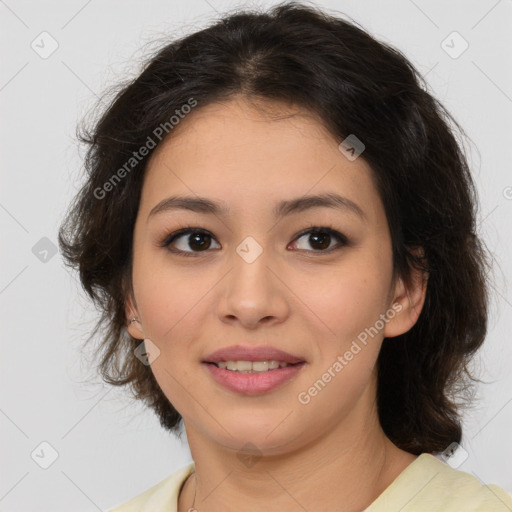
[187,471,197,512]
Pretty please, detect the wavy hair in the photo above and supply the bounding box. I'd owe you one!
[58,1,492,454]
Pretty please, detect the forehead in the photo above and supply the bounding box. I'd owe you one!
[140,96,384,226]
[150,96,335,163]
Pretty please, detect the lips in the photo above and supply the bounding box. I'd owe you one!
[204,361,306,395]
[203,345,305,364]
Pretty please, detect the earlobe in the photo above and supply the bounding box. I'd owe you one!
[124,294,144,340]
[127,317,144,339]
[384,256,428,339]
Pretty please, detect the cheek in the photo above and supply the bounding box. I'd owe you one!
[131,247,219,372]
[134,270,200,344]
[295,267,388,418]
[133,241,192,321]
[131,259,206,415]
[302,257,392,348]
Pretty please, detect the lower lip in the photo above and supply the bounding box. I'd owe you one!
[203,362,306,395]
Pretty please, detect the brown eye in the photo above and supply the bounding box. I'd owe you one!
[163,228,220,256]
[291,227,348,253]
[161,225,348,257]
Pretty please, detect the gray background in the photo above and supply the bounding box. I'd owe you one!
[1,0,511,509]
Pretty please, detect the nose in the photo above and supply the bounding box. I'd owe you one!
[216,239,289,330]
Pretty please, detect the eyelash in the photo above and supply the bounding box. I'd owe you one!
[159,224,349,258]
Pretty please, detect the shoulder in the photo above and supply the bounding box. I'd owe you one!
[366,453,512,512]
[108,462,195,512]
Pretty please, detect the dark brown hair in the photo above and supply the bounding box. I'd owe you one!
[58,1,492,454]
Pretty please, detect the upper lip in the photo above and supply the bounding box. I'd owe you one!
[203,345,305,364]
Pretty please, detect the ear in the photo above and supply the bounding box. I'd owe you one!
[124,290,144,340]
[384,248,428,338]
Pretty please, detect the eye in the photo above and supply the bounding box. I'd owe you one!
[162,228,220,257]
[160,225,348,257]
[290,226,348,253]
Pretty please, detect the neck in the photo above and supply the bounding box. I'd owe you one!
[178,395,417,512]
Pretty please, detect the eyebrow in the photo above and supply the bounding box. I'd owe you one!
[148,192,366,222]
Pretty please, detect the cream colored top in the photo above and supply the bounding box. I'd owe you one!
[109,453,512,511]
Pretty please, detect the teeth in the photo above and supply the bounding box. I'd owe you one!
[216,360,289,372]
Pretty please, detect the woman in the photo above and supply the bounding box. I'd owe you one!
[58,2,512,510]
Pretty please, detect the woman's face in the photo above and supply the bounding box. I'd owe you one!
[127,96,422,455]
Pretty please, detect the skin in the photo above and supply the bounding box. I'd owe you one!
[126,95,428,512]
